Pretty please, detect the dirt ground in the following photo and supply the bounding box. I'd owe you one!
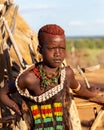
[75,69,104,130]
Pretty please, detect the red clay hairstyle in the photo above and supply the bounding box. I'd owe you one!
[38,24,65,46]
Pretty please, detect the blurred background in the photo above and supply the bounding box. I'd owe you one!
[15,0,104,68]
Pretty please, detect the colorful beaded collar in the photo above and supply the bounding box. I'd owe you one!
[33,64,61,90]
[15,64,66,103]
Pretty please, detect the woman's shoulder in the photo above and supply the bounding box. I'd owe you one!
[65,66,75,78]
[16,64,37,89]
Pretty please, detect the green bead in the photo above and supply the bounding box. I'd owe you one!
[34,119,41,124]
[56,125,63,130]
[56,116,63,121]
[43,118,53,123]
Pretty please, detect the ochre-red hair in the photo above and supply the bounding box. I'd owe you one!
[38,24,65,46]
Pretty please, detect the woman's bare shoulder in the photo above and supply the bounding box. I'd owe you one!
[65,66,74,77]
[17,65,37,89]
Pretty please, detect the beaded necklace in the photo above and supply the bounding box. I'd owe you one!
[39,64,61,90]
[15,64,66,103]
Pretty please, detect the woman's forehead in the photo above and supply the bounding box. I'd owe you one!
[43,35,66,47]
[44,33,65,42]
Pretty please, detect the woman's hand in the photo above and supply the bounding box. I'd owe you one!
[11,101,22,116]
[0,82,21,116]
[89,86,104,104]
[88,86,100,97]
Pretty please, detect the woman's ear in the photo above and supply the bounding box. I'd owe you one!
[37,45,42,54]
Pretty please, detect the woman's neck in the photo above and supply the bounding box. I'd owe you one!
[38,63,61,90]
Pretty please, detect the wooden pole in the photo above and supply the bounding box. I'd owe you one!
[0,25,5,87]
[77,65,90,88]
[1,17,26,69]
[9,5,18,34]
[90,108,104,130]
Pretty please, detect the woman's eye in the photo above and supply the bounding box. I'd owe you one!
[47,47,65,50]
[60,48,65,50]
[48,48,53,50]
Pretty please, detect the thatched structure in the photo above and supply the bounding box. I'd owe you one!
[0,1,41,129]
[0,0,41,86]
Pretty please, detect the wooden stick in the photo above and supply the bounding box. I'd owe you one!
[7,5,18,47]
[3,4,13,17]
[0,25,5,87]
[90,108,104,130]
[10,5,18,33]
[76,102,101,109]
[1,23,13,81]
[2,16,26,69]
[77,65,90,88]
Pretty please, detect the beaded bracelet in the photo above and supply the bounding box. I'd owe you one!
[72,82,81,92]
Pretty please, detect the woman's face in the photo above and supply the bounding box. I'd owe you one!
[41,33,66,68]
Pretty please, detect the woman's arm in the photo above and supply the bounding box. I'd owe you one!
[0,82,21,115]
[73,83,98,98]
[66,66,98,99]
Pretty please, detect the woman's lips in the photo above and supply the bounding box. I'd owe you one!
[53,59,61,63]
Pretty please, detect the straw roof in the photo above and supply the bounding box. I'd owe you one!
[0,0,40,67]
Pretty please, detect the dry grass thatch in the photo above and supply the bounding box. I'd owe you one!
[0,1,41,129]
[0,0,41,67]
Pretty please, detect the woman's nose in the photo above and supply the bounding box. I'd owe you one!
[54,48,60,56]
